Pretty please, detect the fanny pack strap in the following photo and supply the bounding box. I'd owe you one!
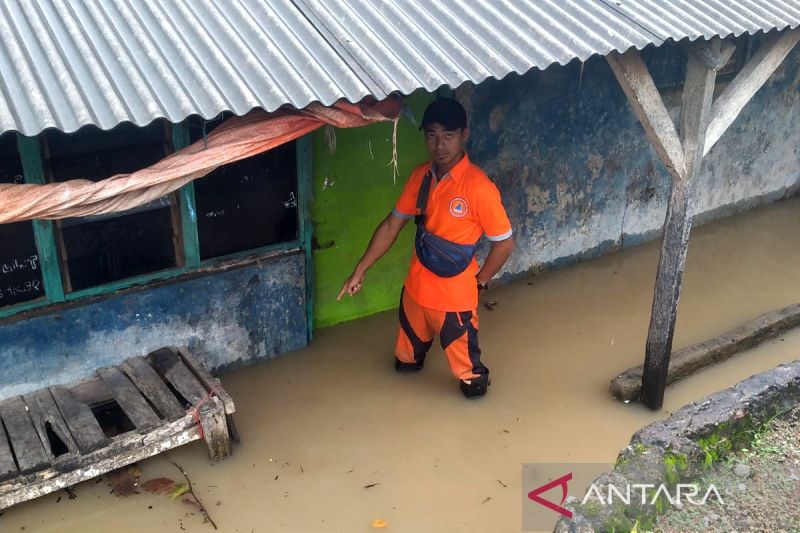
[414,169,434,226]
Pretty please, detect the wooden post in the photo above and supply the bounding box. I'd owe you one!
[641,45,718,409]
[608,31,799,409]
[606,51,685,181]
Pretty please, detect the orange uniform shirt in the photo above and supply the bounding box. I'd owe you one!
[393,153,513,311]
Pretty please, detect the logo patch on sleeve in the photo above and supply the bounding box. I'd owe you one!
[449,197,469,218]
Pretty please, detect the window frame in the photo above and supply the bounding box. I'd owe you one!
[43,121,185,294]
[0,122,312,328]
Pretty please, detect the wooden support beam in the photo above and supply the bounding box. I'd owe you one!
[175,346,240,443]
[607,50,685,180]
[199,397,232,460]
[704,28,800,156]
[148,348,232,459]
[608,33,799,408]
[692,37,736,71]
[640,45,718,410]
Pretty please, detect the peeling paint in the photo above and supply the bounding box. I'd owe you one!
[0,254,307,398]
[525,183,550,214]
[460,44,800,280]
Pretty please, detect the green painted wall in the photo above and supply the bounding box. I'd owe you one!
[311,90,434,328]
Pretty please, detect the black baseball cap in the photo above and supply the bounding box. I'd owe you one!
[419,98,467,131]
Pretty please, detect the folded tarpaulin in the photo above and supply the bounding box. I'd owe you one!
[0,97,401,224]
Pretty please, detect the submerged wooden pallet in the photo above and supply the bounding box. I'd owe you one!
[0,347,237,510]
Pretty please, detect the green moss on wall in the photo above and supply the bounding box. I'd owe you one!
[311,90,434,329]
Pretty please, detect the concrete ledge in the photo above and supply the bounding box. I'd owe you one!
[555,358,800,532]
[610,303,800,402]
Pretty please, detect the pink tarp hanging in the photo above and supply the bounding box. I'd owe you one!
[0,97,402,224]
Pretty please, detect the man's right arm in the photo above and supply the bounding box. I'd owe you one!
[337,212,410,300]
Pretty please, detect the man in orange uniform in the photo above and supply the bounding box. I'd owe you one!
[338,98,515,398]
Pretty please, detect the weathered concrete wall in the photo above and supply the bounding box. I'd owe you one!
[0,253,307,399]
[460,43,800,278]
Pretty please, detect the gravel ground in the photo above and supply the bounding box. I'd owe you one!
[653,404,800,533]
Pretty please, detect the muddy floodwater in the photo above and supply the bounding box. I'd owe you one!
[2,197,800,532]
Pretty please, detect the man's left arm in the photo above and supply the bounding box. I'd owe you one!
[475,182,515,287]
[476,236,515,286]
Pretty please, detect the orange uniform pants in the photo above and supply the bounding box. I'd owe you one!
[395,288,488,381]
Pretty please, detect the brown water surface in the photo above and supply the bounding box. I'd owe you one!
[2,197,799,532]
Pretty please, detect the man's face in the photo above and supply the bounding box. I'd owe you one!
[424,122,469,167]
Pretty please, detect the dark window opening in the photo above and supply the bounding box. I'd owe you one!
[44,121,182,291]
[60,210,178,291]
[0,132,45,308]
[187,115,299,260]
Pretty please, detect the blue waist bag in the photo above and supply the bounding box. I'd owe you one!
[413,170,479,278]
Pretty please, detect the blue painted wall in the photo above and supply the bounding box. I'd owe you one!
[0,253,306,399]
[460,42,800,278]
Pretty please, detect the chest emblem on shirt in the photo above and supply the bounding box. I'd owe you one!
[449,197,469,218]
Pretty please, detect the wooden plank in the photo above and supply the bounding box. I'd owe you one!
[0,413,200,510]
[120,356,185,420]
[691,37,736,71]
[0,397,49,473]
[0,419,18,482]
[50,385,108,454]
[148,348,207,406]
[200,397,232,461]
[174,347,236,414]
[173,347,240,442]
[606,49,685,181]
[611,303,800,401]
[640,47,718,410]
[705,27,800,156]
[148,349,233,457]
[22,389,80,462]
[68,376,114,406]
[97,366,160,432]
[173,347,239,441]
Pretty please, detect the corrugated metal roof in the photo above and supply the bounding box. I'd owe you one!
[601,0,800,42]
[295,0,800,96]
[293,0,659,96]
[1,0,799,137]
[0,0,372,135]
